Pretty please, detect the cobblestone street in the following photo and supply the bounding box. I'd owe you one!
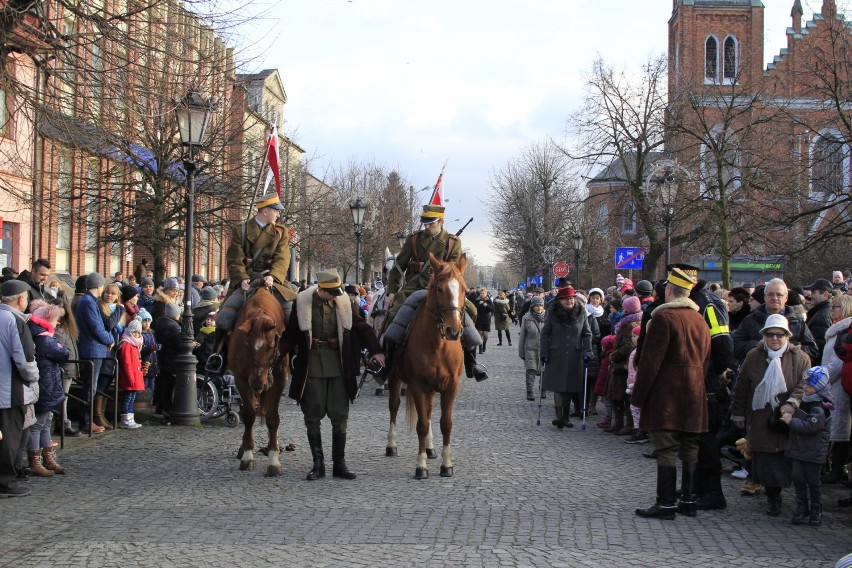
[2,333,850,567]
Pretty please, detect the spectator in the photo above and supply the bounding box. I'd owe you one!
[92,283,125,430]
[493,290,512,346]
[193,286,220,333]
[0,266,19,283]
[832,271,848,293]
[519,296,545,401]
[822,295,852,486]
[49,296,80,438]
[138,309,158,393]
[726,287,752,331]
[117,318,144,429]
[138,277,155,312]
[121,285,140,322]
[474,288,494,353]
[607,296,642,435]
[804,278,834,361]
[16,258,51,307]
[730,313,809,517]
[151,277,179,325]
[133,259,149,285]
[73,273,113,434]
[189,275,205,309]
[153,301,182,421]
[0,279,39,497]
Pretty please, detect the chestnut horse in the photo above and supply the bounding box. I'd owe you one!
[386,252,467,479]
[229,287,288,476]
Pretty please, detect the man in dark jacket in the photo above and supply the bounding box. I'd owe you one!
[633,266,711,520]
[804,278,835,361]
[16,259,51,309]
[731,278,819,364]
[283,270,384,481]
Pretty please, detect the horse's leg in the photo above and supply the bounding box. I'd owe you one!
[239,389,256,471]
[414,390,434,480]
[264,361,287,477]
[439,380,459,478]
[386,371,401,457]
[425,419,437,459]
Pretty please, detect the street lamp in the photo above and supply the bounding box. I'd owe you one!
[649,159,683,268]
[541,245,556,290]
[350,197,367,283]
[573,233,583,289]
[172,89,212,426]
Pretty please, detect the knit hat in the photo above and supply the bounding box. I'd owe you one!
[121,284,138,303]
[138,308,153,321]
[635,280,653,297]
[201,286,218,301]
[751,285,765,305]
[205,310,218,322]
[530,296,545,307]
[164,301,181,320]
[126,317,143,335]
[162,278,179,291]
[140,277,155,288]
[85,272,106,290]
[623,296,642,315]
[615,274,625,285]
[805,366,830,392]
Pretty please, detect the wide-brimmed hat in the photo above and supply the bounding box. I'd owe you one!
[316,270,343,296]
[556,286,576,300]
[255,192,285,211]
[759,313,791,337]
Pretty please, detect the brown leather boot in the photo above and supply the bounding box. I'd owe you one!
[42,447,66,474]
[605,407,623,433]
[28,450,54,477]
[93,395,114,430]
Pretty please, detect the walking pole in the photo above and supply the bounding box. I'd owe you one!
[581,363,589,431]
[536,363,544,426]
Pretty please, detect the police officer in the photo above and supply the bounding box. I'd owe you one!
[283,270,385,481]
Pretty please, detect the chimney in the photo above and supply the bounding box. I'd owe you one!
[791,0,803,33]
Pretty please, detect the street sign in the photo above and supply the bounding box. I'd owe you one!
[528,275,543,285]
[615,247,646,270]
[518,282,526,289]
[553,261,570,278]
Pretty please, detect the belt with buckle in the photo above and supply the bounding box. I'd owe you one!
[311,338,339,350]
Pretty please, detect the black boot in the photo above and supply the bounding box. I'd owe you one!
[695,474,727,510]
[677,460,698,517]
[809,504,822,526]
[766,491,783,516]
[791,500,809,525]
[305,431,325,481]
[552,405,565,429]
[823,441,849,484]
[332,430,356,480]
[464,348,488,381]
[482,339,487,353]
[636,465,678,520]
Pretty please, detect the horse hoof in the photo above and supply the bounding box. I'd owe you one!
[426,448,437,459]
[414,467,429,479]
[385,447,398,457]
[265,465,282,477]
[440,466,454,477]
[239,460,255,472]
[236,448,244,460]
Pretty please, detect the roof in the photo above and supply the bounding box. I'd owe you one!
[587,151,664,184]
[681,0,762,6]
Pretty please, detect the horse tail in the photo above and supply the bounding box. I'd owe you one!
[405,383,417,432]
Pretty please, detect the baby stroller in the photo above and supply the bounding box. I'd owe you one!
[196,372,242,427]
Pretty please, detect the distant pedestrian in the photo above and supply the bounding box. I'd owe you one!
[519,296,545,400]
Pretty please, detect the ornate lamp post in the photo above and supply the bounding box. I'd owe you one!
[649,159,683,268]
[573,233,583,289]
[171,90,211,426]
[541,245,556,290]
[350,197,367,283]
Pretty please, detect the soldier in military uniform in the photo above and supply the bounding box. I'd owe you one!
[283,270,385,481]
[385,203,487,381]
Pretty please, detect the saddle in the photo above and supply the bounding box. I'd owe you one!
[381,290,480,347]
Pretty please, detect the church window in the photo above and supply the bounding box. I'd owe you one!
[723,36,738,83]
[705,36,719,83]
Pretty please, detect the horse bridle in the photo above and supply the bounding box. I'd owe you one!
[429,279,464,341]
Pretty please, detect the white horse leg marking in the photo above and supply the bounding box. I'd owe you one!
[387,422,398,449]
[242,448,254,464]
[448,278,461,325]
[268,449,281,468]
[425,423,435,451]
[418,451,427,469]
[442,445,453,468]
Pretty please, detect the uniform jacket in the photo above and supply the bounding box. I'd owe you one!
[226,219,296,301]
[732,306,818,363]
[518,311,544,373]
[785,400,832,464]
[631,297,711,434]
[284,286,382,404]
[74,291,114,359]
[387,228,462,298]
[0,305,39,409]
[730,343,808,453]
[540,301,591,393]
[691,285,734,397]
[117,339,145,392]
[28,317,69,414]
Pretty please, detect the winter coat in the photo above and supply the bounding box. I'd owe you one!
[150,289,176,326]
[593,335,615,397]
[806,300,834,360]
[730,343,808,453]
[474,297,494,332]
[138,293,155,312]
[540,300,591,393]
[606,319,639,402]
[0,305,38,409]
[154,316,182,375]
[631,297,711,434]
[731,306,818,364]
[28,318,68,414]
[117,339,145,392]
[74,291,114,359]
[585,313,601,381]
[785,400,832,464]
[54,324,79,382]
[284,286,383,404]
[728,304,751,332]
[823,317,851,442]
[518,311,544,373]
[16,270,47,304]
[493,298,511,331]
[141,329,159,382]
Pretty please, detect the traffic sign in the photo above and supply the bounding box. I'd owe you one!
[518,282,526,289]
[615,247,646,270]
[553,261,570,278]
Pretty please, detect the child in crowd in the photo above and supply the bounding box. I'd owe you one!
[138,309,158,392]
[194,311,217,373]
[624,326,648,443]
[27,301,70,476]
[781,366,834,526]
[117,317,145,429]
[519,297,545,400]
[594,334,616,429]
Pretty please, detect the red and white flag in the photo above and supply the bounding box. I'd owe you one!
[429,172,444,206]
[264,125,281,197]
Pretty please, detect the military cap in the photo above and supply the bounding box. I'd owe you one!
[420,204,445,224]
[316,270,343,296]
[667,266,697,291]
[0,279,30,297]
[254,192,285,211]
[666,263,700,279]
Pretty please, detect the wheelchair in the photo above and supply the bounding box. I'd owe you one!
[196,372,242,427]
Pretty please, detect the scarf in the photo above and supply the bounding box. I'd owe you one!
[120,329,144,350]
[526,310,545,324]
[29,315,56,336]
[752,343,788,411]
[585,303,604,318]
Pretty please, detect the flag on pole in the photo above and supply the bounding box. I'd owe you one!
[263,125,281,197]
[430,172,443,206]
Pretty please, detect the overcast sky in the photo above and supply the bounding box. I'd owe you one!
[243,0,809,265]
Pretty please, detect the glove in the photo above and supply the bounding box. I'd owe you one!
[540,356,549,365]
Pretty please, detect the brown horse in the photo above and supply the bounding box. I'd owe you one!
[386,252,467,479]
[229,287,288,476]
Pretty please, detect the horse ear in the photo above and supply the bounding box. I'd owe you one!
[457,253,468,274]
[384,247,392,260]
[427,251,440,271]
[237,320,253,333]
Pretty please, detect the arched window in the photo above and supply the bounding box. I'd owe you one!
[622,201,636,234]
[723,36,738,83]
[810,129,850,199]
[596,202,608,233]
[700,125,741,199]
[705,36,719,83]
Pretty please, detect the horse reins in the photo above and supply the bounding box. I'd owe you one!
[429,278,464,341]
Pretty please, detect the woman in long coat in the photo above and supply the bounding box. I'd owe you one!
[474,288,494,353]
[519,296,545,400]
[540,286,591,428]
[493,290,512,346]
[730,313,808,516]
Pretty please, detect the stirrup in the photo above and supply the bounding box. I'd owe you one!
[473,363,488,382]
[205,353,224,374]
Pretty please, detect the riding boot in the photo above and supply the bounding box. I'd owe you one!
[93,395,114,430]
[677,460,698,516]
[305,431,325,481]
[695,474,727,510]
[464,348,488,381]
[636,465,678,519]
[331,430,356,480]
